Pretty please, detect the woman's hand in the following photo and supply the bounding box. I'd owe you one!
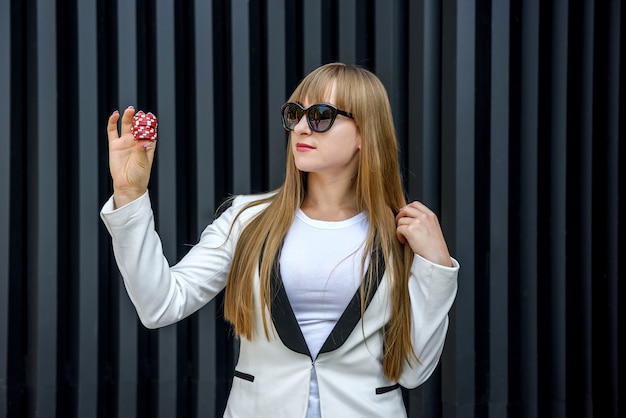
[396,201,453,267]
[107,106,157,208]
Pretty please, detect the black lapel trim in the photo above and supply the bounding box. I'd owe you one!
[266,247,312,357]
[318,245,385,354]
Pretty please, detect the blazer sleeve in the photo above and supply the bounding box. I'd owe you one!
[100,191,244,328]
[398,254,459,388]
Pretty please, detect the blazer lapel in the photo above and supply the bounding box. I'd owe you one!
[269,255,312,357]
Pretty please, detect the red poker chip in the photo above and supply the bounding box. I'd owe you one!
[131,111,158,140]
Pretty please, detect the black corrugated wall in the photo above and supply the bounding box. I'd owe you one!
[0,0,623,417]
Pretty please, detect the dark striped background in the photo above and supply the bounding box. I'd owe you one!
[0,0,623,417]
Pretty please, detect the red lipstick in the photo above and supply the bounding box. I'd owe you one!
[295,143,315,152]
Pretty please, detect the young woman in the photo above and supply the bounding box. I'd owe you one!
[101,63,459,417]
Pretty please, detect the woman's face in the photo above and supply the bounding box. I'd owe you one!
[290,83,361,179]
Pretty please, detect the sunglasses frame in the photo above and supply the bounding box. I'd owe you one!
[281,102,354,133]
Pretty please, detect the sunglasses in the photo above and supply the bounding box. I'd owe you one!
[281,102,354,133]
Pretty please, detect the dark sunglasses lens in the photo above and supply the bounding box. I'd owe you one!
[308,105,336,132]
[283,104,303,130]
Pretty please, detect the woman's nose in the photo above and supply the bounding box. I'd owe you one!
[292,114,311,134]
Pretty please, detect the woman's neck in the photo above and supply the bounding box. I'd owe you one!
[301,174,359,221]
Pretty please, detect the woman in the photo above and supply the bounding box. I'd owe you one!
[101,63,459,417]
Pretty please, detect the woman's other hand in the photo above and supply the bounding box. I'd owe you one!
[396,201,453,267]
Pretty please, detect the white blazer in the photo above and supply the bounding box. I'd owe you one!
[101,192,459,418]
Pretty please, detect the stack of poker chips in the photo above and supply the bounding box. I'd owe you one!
[131,111,158,140]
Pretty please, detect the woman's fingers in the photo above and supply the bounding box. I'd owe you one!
[120,106,136,137]
[107,110,121,141]
[396,201,432,221]
[107,106,138,142]
[396,202,439,241]
[395,201,452,266]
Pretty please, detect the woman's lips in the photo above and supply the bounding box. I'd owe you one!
[296,143,315,152]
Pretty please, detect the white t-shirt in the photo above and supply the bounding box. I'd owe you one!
[280,209,370,418]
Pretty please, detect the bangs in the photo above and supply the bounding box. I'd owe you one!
[288,64,356,112]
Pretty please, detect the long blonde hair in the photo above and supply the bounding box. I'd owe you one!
[224,63,416,380]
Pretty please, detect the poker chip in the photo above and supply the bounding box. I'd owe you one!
[131,111,158,140]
